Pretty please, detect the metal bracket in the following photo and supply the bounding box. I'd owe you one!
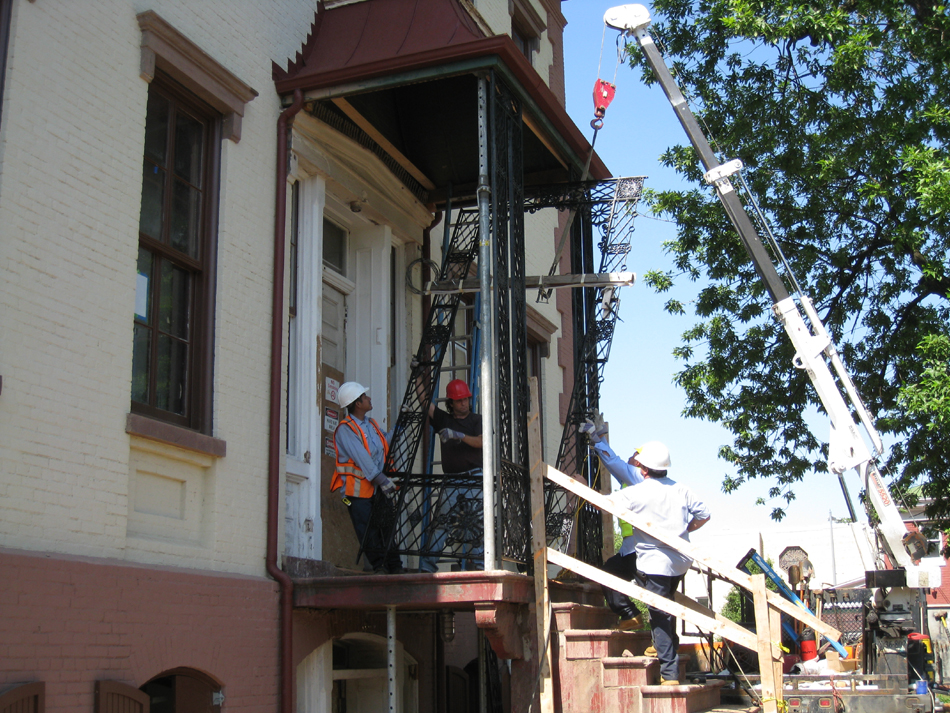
[704,159,744,185]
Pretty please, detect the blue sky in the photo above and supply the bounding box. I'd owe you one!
[559,2,862,534]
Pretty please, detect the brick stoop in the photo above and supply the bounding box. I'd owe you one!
[552,601,620,632]
[602,656,659,687]
[563,628,654,659]
[551,599,728,713]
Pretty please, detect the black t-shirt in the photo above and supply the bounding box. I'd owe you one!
[431,406,482,473]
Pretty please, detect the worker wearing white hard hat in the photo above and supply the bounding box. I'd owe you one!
[613,438,711,685]
[332,381,404,574]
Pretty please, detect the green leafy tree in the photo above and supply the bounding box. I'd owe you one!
[721,558,779,624]
[631,0,950,523]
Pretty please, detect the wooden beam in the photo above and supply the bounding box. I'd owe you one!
[751,574,782,713]
[544,465,843,642]
[523,112,569,170]
[547,549,758,650]
[331,97,437,191]
[528,378,555,713]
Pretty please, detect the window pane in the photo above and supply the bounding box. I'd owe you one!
[159,261,190,339]
[323,218,346,273]
[139,161,165,240]
[174,110,204,186]
[131,324,151,404]
[156,334,188,415]
[170,177,201,258]
[144,92,169,166]
[135,248,152,323]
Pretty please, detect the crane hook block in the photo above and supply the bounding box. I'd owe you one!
[593,79,616,120]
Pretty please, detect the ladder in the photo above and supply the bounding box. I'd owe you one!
[385,206,481,475]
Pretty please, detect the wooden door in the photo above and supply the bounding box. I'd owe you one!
[320,282,361,569]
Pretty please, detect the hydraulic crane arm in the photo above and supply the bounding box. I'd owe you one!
[605,4,939,588]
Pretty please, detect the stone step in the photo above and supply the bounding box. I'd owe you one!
[552,601,619,632]
[563,628,653,660]
[602,656,659,688]
[639,679,728,713]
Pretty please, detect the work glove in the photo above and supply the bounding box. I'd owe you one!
[438,428,466,444]
[579,418,602,444]
[592,412,609,437]
[377,474,397,498]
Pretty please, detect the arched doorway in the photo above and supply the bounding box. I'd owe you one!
[140,669,222,713]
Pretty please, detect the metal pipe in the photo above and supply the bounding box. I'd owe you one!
[267,88,304,713]
[476,74,496,571]
[387,606,397,713]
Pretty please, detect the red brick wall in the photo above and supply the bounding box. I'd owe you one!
[0,549,280,712]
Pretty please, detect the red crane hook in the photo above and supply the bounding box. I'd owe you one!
[592,78,616,129]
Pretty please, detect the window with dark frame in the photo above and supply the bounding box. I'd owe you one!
[132,77,219,432]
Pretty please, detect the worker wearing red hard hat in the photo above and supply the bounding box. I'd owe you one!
[419,378,483,573]
[428,379,482,473]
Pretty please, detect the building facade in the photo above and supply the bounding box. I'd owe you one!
[0,1,609,711]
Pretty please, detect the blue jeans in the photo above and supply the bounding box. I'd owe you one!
[347,494,402,572]
[635,571,685,681]
[601,552,638,619]
[420,472,483,573]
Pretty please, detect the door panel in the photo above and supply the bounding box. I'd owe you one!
[321,283,360,569]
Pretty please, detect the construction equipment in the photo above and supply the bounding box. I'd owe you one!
[603,0,941,694]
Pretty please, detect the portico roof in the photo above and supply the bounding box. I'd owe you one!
[273,0,609,201]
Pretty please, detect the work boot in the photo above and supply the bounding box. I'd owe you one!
[617,615,644,631]
[660,679,680,686]
[643,646,657,657]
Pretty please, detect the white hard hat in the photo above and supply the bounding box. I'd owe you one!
[338,381,369,409]
[633,441,671,471]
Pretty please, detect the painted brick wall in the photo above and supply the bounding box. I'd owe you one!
[0,0,316,575]
[0,549,280,712]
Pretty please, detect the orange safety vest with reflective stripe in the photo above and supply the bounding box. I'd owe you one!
[331,415,389,498]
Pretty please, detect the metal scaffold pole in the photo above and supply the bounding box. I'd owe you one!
[476,74,496,570]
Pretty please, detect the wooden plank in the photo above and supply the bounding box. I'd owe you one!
[751,574,781,713]
[544,465,843,642]
[671,591,756,640]
[770,594,784,698]
[523,112,569,170]
[528,378,555,713]
[331,97,437,190]
[547,549,759,650]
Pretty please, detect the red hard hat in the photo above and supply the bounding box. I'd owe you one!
[446,379,472,400]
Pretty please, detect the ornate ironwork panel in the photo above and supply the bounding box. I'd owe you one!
[489,71,530,568]
[364,472,484,567]
[527,177,645,564]
[384,208,481,476]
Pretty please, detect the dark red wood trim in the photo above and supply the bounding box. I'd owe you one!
[94,681,149,713]
[0,681,45,713]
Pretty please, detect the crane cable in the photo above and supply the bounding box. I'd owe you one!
[537,27,628,303]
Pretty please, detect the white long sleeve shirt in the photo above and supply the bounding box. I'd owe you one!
[612,476,710,576]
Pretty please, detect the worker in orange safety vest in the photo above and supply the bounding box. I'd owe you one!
[332,381,404,574]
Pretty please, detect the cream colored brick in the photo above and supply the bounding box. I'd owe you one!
[0,0,316,577]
